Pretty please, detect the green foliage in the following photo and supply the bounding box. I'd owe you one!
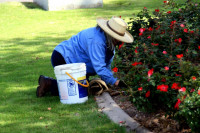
[176,91,200,132]
[116,0,200,131]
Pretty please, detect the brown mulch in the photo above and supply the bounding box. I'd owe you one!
[109,91,191,133]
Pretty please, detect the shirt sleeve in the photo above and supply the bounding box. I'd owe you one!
[88,41,117,85]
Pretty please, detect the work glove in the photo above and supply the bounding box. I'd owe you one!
[88,78,111,96]
[118,80,128,88]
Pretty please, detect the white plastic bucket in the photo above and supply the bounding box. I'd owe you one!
[54,63,88,104]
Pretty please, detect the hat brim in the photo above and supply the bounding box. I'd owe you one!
[96,18,134,43]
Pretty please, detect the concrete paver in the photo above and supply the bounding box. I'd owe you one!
[95,92,153,133]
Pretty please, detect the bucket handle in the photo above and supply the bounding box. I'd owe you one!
[65,72,89,88]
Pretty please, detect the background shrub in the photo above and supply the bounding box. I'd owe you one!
[115,0,200,131]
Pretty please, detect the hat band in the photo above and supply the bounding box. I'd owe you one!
[107,21,125,36]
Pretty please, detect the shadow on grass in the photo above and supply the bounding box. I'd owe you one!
[21,2,44,10]
[0,34,68,93]
[0,33,126,131]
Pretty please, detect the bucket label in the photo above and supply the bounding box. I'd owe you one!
[58,79,68,100]
[77,76,86,81]
[78,79,88,98]
[67,79,77,96]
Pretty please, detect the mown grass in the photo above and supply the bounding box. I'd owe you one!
[0,0,198,132]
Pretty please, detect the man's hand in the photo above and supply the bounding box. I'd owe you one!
[114,80,120,86]
[114,80,128,88]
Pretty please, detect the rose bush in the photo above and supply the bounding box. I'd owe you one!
[115,0,200,131]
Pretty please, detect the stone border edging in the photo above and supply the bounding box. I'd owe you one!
[95,92,153,133]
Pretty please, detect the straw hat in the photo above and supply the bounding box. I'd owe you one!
[96,16,134,43]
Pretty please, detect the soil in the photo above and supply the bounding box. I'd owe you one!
[109,91,191,133]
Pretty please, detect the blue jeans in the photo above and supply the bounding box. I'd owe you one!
[50,50,92,96]
[51,50,94,79]
[51,50,66,68]
[49,50,66,96]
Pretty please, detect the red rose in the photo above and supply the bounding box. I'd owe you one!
[198,46,200,50]
[132,62,142,66]
[156,25,160,30]
[178,38,182,43]
[161,78,166,82]
[148,27,153,31]
[164,66,169,70]
[184,29,188,33]
[192,76,196,80]
[180,24,185,27]
[118,42,124,50]
[151,43,159,46]
[163,1,167,3]
[112,67,118,72]
[139,33,143,36]
[174,99,181,110]
[170,21,176,29]
[155,9,159,12]
[139,28,146,33]
[171,83,181,90]
[132,62,138,66]
[145,90,150,97]
[147,36,151,39]
[161,31,165,34]
[198,90,200,95]
[190,31,194,33]
[162,51,167,54]
[119,121,124,124]
[175,38,182,44]
[179,87,186,92]
[171,20,176,25]
[175,74,182,77]
[167,11,171,14]
[190,88,195,93]
[138,87,143,91]
[144,7,147,9]
[148,68,154,77]
[157,84,168,92]
[176,54,183,59]
[135,47,138,54]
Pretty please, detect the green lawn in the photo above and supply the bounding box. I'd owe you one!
[0,0,199,132]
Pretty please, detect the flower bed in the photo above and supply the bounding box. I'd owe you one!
[114,0,200,132]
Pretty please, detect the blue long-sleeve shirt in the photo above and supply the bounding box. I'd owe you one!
[54,27,117,85]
